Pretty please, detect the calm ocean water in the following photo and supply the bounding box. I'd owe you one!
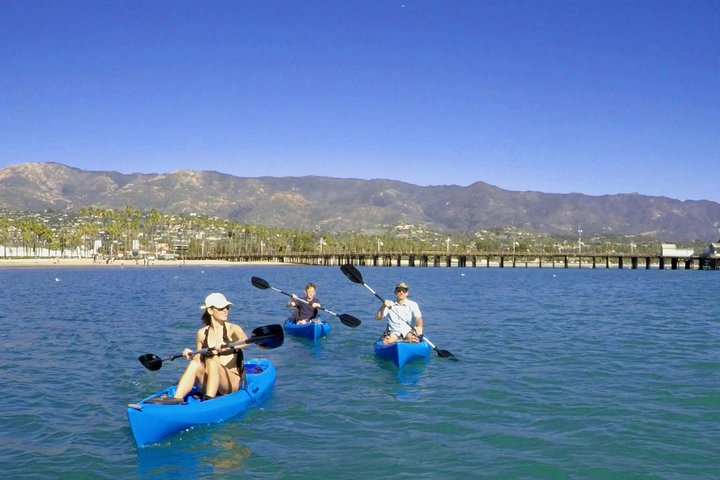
[0,265,718,479]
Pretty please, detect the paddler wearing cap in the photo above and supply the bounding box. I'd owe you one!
[173,292,249,401]
[375,281,424,345]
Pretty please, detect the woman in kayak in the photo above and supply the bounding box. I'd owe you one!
[173,292,249,401]
[375,281,424,344]
[286,282,322,324]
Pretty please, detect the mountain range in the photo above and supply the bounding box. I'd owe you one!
[1,162,719,241]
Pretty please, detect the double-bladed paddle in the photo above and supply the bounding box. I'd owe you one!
[339,264,457,360]
[251,276,361,328]
[138,324,284,371]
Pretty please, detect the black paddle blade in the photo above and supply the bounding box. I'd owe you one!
[338,313,362,328]
[436,349,458,360]
[250,324,284,349]
[138,353,163,371]
[251,276,271,290]
[340,264,363,284]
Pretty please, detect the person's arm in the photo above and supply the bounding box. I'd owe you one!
[287,294,297,308]
[195,329,204,350]
[414,316,424,336]
[375,299,392,320]
[228,324,249,349]
[411,302,424,336]
[183,329,204,359]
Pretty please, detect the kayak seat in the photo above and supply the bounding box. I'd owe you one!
[145,395,185,405]
[245,364,263,375]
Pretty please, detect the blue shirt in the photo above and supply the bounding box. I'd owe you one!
[381,299,422,335]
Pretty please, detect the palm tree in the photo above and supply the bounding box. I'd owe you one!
[33,223,53,257]
[145,208,163,254]
[66,228,84,257]
[122,205,141,255]
[0,217,11,257]
[104,222,123,257]
[79,222,99,257]
[16,219,37,256]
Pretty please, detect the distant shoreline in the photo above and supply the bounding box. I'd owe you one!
[0,258,288,269]
[0,256,706,270]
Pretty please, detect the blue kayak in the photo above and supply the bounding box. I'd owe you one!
[127,358,276,447]
[373,339,432,367]
[283,317,331,341]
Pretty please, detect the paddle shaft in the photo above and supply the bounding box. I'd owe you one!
[419,335,439,351]
[340,264,385,303]
[139,324,284,371]
[168,333,279,361]
[356,279,385,304]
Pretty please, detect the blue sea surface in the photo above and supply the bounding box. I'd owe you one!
[0,265,718,479]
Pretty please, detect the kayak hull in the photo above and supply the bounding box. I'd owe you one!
[127,358,275,447]
[373,340,432,367]
[283,317,331,341]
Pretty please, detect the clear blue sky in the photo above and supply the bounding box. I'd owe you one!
[1,0,718,201]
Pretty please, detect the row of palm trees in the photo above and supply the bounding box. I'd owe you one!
[0,206,667,259]
[0,206,439,259]
[0,213,94,258]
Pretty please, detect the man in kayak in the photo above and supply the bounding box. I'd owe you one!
[287,282,322,324]
[173,292,249,401]
[375,281,424,344]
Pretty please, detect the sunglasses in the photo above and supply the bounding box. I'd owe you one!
[394,288,408,293]
[213,305,231,311]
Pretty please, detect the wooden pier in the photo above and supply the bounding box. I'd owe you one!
[188,252,720,270]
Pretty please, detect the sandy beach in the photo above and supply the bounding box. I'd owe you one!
[0,257,285,269]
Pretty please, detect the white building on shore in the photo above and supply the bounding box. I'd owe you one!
[660,243,694,257]
[0,245,94,258]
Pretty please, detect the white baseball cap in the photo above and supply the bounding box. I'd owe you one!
[200,292,233,310]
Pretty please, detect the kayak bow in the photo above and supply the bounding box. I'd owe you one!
[283,317,331,341]
[373,339,432,367]
[127,358,276,447]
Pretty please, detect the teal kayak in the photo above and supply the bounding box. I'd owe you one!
[127,358,276,447]
[283,317,331,341]
[373,339,432,367]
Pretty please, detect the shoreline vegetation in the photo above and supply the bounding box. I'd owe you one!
[2,208,701,264]
[0,257,289,269]
[0,256,692,270]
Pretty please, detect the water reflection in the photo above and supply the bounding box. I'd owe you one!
[285,334,329,357]
[371,354,430,401]
[136,429,252,479]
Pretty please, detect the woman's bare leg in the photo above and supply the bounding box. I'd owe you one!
[173,359,205,399]
[203,356,221,398]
